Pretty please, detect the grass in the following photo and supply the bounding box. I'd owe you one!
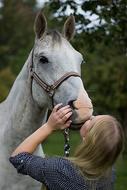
[43,130,81,156]
[43,131,127,190]
[115,157,127,190]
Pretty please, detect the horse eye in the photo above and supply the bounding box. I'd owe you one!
[39,56,48,64]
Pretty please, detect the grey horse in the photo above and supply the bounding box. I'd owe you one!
[0,12,93,190]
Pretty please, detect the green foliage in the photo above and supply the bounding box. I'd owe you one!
[82,42,127,114]
[0,0,37,101]
[115,156,127,190]
[0,67,15,101]
[0,0,36,72]
[43,130,81,156]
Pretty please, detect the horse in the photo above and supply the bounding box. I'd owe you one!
[0,12,93,190]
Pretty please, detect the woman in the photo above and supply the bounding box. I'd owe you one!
[9,103,124,190]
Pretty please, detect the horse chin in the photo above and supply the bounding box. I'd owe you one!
[70,109,92,130]
[69,123,83,130]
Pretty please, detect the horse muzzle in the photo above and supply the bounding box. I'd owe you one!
[68,100,93,130]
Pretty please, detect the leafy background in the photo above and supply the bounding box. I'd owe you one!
[0,0,127,189]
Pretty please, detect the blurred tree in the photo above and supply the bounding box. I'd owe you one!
[0,0,36,73]
[82,0,127,54]
[0,0,38,101]
[0,67,15,101]
[45,0,127,53]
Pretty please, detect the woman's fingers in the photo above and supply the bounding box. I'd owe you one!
[53,104,71,113]
[58,108,72,118]
[61,120,72,129]
[51,104,73,130]
[53,103,63,112]
[53,104,72,117]
[58,105,70,112]
[61,111,72,122]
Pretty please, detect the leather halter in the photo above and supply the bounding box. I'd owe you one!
[29,49,81,106]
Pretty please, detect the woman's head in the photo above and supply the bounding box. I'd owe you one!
[73,115,124,177]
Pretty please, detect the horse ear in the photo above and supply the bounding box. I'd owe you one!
[34,11,47,39]
[63,15,75,41]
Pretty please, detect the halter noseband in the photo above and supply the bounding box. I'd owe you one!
[29,48,81,157]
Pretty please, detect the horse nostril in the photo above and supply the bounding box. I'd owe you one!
[68,100,77,110]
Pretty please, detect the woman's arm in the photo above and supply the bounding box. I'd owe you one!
[11,103,72,157]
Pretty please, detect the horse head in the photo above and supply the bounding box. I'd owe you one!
[30,11,93,128]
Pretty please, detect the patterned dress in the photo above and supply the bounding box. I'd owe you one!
[9,152,114,190]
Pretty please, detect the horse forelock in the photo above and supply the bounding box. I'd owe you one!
[46,29,62,44]
[37,30,62,48]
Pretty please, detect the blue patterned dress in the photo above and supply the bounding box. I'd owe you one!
[9,152,114,190]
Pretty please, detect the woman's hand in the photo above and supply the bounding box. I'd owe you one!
[46,103,72,131]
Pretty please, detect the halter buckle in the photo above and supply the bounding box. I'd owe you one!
[46,86,55,97]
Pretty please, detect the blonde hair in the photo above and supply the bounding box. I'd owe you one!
[69,115,124,178]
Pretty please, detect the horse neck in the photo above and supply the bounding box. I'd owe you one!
[3,52,48,148]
